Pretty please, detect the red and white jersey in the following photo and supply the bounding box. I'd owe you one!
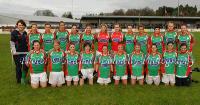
[97,32,110,52]
[111,32,123,52]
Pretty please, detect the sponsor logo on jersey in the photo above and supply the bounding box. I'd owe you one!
[164,58,176,64]
[52,57,63,64]
[112,38,120,42]
[132,60,143,65]
[31,59,44,65]
[59,37,66,42]
[82,59,93,64]
[67,60,78,65]
[99,38,108,43]
[45,39,53,44]
[116,60,126,65]
[147,59,160,66]
[177,59,188,65]
[166,38,175,43]
[139,40,146,46]
[85,40,92,44]
[126,40,133,44]
[180,40,187,44]
[100,60,111,67]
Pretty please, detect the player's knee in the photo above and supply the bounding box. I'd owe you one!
[57,84,62,87]
[146,81,153,85]
[40,82,47,88]
[51,84,56,87]
[74,81,78,86]
[155,82,160,86]
[31,84,39,89]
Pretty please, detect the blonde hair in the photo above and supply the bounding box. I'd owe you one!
[100,24,108,32]
[167,21,174,26]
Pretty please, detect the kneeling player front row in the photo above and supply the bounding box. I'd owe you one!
[25,40,193,89]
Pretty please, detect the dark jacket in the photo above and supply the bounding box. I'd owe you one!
[10,29,28,52]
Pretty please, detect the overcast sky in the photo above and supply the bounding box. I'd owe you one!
[0,0,200,18]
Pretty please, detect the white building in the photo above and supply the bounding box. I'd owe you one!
[0,13,80,27]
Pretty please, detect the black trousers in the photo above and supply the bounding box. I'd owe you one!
[13,54,28,83]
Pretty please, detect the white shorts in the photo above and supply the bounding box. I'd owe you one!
[66,76,79,82]
[81,68,94,79]
[131,75,144,80]
[113,75,128,80]
[49,71,65,85]
[162,74,175,84]
[30,72,47,85]
[146,75,160,85]
[97,78,111,84]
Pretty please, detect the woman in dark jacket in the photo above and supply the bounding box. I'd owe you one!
[10,19,28,84]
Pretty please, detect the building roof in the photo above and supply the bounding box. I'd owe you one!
[0,13,80,23]
[81,15,200,20]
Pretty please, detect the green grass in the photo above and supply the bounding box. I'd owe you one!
[0,33,200,105]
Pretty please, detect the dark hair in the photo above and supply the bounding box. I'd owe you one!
[127,24,133,28]
[45,23,51,27]
[102,45,108,49]
[31,23,37,28]
[135,43,141,47]
[71,24,77,28]
[180,43,187,48]
[68,42,75,49]
[152,43,157,48]
[32,40,40,49]
[138,25,144,29]
[69,42,75,46]
[84,42,91,48]
[85,24,92,28]
[59,21,65,26]
[16,19,26,27]
[118,42,124,47]
[181,24,187,28]
[154,25,160,30]
[33,40,40,45]
[167,41,174,45]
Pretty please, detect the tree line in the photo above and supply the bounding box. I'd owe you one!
[34,10,73,19]
[90,5,200,17]
[33,4,200,18]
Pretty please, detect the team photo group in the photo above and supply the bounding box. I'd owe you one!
[11,19,194,89]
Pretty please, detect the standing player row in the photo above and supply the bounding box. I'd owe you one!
[27,21,194,56]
